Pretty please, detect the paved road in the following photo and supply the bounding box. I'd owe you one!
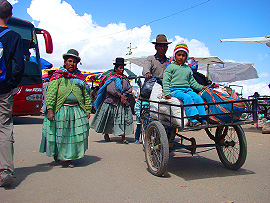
[1,115,270,202]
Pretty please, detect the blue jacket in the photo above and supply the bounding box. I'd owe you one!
[0,27,25,94]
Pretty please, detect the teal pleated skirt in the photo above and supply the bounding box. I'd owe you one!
[91,102,134,136]
[39,105,89,161]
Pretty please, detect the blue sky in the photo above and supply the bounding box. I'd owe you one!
[9,0,270,97]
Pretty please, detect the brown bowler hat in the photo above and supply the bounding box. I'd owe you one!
[152,34,172,44]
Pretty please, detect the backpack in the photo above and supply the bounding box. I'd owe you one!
[0,29,11,82]
[193,71,212,86]
[200,87,246,123]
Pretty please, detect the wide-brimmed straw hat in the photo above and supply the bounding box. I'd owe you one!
[152,34,172,44]
[63,49,81,63]
[113,57,126,66]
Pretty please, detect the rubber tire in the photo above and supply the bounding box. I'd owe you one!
[145,121,169,176]
[216,125,247,170]
[205,127,216,141]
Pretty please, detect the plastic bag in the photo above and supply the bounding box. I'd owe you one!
[140,77,162,99]
[140,77,156,99]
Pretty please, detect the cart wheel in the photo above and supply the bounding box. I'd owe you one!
[215,125,247,170]
[205,127,216,141]
[145,121,169,176]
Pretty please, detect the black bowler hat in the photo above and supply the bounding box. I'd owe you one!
[113,57,126,66]
[63,49,81,63]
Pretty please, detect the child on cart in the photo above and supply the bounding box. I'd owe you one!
[163,41,208,127]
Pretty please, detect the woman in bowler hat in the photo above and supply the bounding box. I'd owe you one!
[40,49,92,167]
[91,57,134,144]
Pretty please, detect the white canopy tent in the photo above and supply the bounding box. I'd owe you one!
[198,62,258,83]
[193,56,224,77]
[194,56,224,65]
[220,35,270,47]
[126,56,259,83]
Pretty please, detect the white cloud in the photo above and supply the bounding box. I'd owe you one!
[231,80,270,98]
[168,36,211,57]
[27,0,152,72]
[27,0,211,74]
[8,0,18,5]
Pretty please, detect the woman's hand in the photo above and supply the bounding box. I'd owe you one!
[47,109,54,122]
[121,94,127,104]
[87,113,91,119]
[165,95,172,99]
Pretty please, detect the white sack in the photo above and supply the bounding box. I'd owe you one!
[149,83,188,127]
[149,82,167,121]
[159,97,189,127]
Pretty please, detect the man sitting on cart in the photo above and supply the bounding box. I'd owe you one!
[142,34,172,79]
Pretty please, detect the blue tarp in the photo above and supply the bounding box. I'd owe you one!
[29,56,53,69]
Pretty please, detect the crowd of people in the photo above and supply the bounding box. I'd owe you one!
[1,0,269,188]
[0,1,216,186]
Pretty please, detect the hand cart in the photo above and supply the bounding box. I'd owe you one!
[139,97,258,176]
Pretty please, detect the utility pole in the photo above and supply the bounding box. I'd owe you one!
[126,43,137,70]
[126,43,137,56]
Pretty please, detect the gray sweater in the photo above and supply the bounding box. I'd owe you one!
[142,55,167,77]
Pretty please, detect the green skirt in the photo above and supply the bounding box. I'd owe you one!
[91,102,134,136]
[39,105,89,160]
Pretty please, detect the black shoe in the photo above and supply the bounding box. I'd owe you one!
[63,161,74,168]
[104,134,111,142]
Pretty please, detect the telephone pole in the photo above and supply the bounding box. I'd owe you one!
[126,43,137,55]
[126,43,137,70]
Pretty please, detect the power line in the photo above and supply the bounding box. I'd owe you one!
[140,0,211,27]
[88,0,212,39]
[54,0,211,48]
